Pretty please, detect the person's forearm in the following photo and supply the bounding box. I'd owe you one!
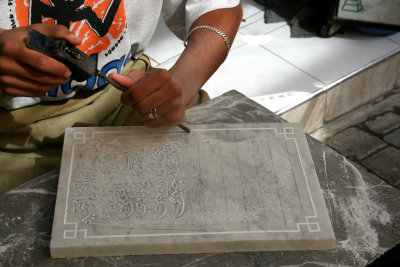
[169,3,243,107]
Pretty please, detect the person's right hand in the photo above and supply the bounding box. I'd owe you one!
[0,24,81,97]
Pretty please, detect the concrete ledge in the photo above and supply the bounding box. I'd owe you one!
[281,51,400,134]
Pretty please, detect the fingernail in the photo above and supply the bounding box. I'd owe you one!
[64,70,72,78]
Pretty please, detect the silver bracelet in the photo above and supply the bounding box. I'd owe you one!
[184,25,231,62]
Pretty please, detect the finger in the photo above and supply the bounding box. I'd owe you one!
[143,108,185,128]
[15,45,72,79]
[0,27,72,79]
[1,75,58,96]
[134,82,182,115]
[122,70,169,106]
[0,39,72,79]
[139,105,166,123]
[18,62,69,85]
[2,86,50,97]
[126,69,148,85]
[31,24,81,46]
[141,100,185,128]
[109,70,147,88]
[117,70,149,106]
[139,110,154,122]
[158,98,185,120]
[152,100,185,124]
[0,56,69,85]
[108,73,135,89]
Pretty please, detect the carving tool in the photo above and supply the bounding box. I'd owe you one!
[26,29,190,133]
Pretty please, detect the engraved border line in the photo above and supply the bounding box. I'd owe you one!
[63,126,321,239]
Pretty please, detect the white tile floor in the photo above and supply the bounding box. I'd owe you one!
[146,0,400,113]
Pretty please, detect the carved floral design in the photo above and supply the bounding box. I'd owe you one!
[69,139,185,225]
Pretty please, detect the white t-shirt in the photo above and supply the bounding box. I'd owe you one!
[0,0,239,110]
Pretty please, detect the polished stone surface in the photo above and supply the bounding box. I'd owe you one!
[50,123,335,257]
[1,91,399,266]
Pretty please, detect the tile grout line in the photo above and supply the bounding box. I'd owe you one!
[231,40,248,52]
[385,36,400,46]
[154,30,254,66]
[150,8,270,67]
[258,44,325,85]
[152,53,181,68]
[240,10,264,29]
[243,9,264,19]
[147,55,161,66]
[238,23,287,36]
[150,7,267,66]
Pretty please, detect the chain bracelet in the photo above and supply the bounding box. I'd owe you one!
[184,25,231,62]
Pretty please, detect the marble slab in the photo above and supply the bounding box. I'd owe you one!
[50,123,335,258]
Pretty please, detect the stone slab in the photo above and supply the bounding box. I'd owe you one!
[365,112,400,135]
[328,127,387,160]
[50,123,335,258]
[384,128,400,148]
[2,91,400,266]
[362,147,400,187]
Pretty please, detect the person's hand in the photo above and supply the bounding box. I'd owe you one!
[109,69,186,128]
[0,24,81,97]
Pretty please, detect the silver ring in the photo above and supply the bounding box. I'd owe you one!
[151,107,159,119]
[148,111,155,120]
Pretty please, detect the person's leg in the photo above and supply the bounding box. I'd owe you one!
[0,54,210,193]
[0,148,61,193]
[0,56,150,193]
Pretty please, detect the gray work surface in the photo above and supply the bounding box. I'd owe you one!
[1,90,399,266]
[50,123,334,257]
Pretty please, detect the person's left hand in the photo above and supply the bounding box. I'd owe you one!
[109,69,185,128]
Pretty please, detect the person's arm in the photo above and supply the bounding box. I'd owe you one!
[171,4,243,107]
[111,3,243,128]
[0,24,81,98]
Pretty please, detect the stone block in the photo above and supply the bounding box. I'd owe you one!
[384,128,400,149]
[328,127,387,160]
[50,123,335,258]
[281,93,326,134]
[362,147,400,187]
[365,112,400,135]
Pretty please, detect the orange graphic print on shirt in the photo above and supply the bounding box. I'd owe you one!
[14,0,126,55]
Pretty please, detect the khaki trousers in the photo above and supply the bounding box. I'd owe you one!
[0,55,209,193]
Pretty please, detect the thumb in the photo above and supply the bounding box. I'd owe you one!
[110,71,147,106]
[127,69,147,85]
[109,70,147,89]
[108,73,136,89]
